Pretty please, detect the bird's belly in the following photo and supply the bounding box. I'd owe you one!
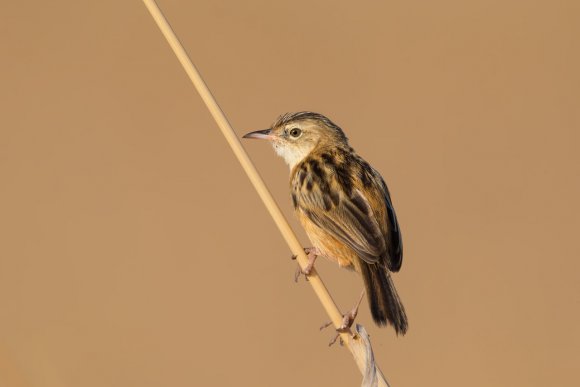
[299,214,358,271]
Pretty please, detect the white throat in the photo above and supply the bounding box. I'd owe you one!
[272,142,313,170]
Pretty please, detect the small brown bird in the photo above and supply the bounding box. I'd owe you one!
[243,112,408,335]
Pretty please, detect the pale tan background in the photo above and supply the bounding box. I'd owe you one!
[0,1,578,386]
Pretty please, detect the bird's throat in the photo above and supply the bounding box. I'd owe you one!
[273,142,314,170]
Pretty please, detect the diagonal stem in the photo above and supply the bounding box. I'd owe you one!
[140,1,391,385]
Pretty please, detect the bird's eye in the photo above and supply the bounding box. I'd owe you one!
[289,128,302,138]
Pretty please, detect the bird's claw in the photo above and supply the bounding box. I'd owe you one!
[293,247,319,282]
[321,290,365,346]
[294,265,310,282]
[321,314,355,347]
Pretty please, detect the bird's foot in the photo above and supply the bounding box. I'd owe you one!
[292,247,320,282]
[320,290,365,346]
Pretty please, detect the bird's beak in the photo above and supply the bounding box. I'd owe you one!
[242,129,273,140]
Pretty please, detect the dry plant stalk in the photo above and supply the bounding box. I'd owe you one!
[141,1,392,385]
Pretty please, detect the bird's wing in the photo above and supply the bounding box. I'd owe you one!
[294,163,386,264]
[379,176,403,271]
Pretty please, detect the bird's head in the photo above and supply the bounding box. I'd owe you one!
[243,112,349,169]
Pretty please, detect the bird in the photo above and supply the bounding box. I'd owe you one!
[243,112,408,335]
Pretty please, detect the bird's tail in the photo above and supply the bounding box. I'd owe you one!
[360,262,408,335]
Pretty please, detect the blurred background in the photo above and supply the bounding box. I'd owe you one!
[0,1,578,386]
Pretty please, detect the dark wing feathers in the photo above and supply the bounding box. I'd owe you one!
[300,187,385,264]
[379,177,403,271]
[293,151,399,266]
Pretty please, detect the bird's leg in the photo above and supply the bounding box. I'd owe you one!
[321,289,366,346]
[292,247,320,282]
